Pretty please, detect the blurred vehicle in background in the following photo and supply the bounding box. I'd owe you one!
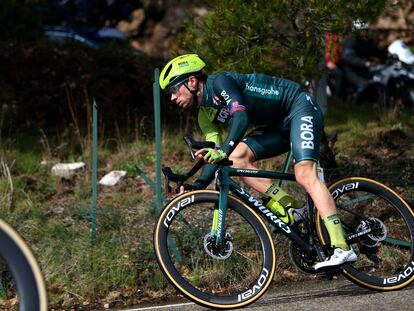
[43,24,126,48]
[327,38,414,111]
[388,39,414,65]
[41,0,131,48]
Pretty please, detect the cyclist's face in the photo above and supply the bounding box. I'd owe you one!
[170,77,197,109]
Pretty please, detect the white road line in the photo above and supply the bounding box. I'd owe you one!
[118,302,195,310]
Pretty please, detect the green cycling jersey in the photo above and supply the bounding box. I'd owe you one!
[198,72,303,153]
[193,72,323,189]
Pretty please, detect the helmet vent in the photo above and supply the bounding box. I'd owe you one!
[164,64,172,79]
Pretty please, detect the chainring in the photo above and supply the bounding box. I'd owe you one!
[289,242,320,274]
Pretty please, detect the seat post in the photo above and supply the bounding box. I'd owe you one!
[278,151,293,187]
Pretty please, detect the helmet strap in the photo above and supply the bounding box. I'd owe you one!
[183,80,200,106]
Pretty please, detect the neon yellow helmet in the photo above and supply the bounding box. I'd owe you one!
[159,54,206,90]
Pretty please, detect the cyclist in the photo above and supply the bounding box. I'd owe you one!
[159,54,357,269]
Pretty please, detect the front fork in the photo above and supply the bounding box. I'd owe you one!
[211,168,229,247]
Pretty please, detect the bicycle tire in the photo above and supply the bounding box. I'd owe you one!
[154,190,275,309]
[0,219,47,310]
[316,177,414,291]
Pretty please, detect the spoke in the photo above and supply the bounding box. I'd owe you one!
[337,194,375,208]
[384,237,412,248]
[234,250,260,265]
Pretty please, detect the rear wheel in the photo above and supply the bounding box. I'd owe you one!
[154,190,276,309]
[317,177,414,290]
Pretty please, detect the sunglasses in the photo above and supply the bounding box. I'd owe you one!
[168,79,189,94]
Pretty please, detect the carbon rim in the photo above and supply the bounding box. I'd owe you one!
[154,190,276,309]
[0,219,47,311]
[317,177,414,290]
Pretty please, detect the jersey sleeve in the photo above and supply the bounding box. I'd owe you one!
[197,107,222,148]
[191,108,222,190]
[212,73,250,155]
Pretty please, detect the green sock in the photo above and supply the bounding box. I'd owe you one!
[323,214,349,251]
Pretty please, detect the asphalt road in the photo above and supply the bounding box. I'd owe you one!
[118,276,414,311]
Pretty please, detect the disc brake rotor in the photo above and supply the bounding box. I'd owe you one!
[357,218,387,247]
[203,232,233,260]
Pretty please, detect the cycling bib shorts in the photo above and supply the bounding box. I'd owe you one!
[242,92,324,163]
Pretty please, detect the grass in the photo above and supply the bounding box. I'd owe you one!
[0,100,413,308]
[325,100,414,143]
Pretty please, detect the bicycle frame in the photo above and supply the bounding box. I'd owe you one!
[212,165,316,255]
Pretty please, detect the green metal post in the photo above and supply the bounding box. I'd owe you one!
[133,165,167,202]
[91,98,98,244]
[152,69,181,262]
[153,68,163,213]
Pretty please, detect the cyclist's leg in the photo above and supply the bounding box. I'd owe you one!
[294,161,349,250]
[294,161,335,217]
[289,92,356,267]
[229,126,289,193]
[230,128,300,223]
[290,93,333,216]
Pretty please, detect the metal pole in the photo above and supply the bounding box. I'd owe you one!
[91,98,98,244]
[152,70,183,262]
[133,164,167,202]
[153,68,163,213]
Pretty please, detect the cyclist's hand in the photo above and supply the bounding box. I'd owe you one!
[196,148,227,164]
[182,183,196,191]
[173,183,197,197]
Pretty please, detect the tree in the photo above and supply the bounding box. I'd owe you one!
[179,0,389,80]
[177,0,390,171]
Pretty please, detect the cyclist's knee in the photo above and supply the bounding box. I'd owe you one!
[294,160,318,190]
[229,142,255,168]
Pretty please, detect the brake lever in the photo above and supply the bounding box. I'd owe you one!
[162,167,184,197]
[183,136,196,161]
[184,135,216,161]
[164,172,170,199]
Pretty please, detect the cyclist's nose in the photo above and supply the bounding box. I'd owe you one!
[171,93,178,102]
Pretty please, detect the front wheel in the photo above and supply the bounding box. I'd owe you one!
[153,190,276,309]
[0,219,48,310]
[316,177,414,290]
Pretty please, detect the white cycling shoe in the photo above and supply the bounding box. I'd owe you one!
[315,247,357,270]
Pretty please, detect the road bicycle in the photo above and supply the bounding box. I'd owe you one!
[0,218,47,310]
[153,136,414,309]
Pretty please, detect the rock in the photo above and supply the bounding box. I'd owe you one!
[99,170,127,186]
[51,162,85,179]
[116,9,145,36]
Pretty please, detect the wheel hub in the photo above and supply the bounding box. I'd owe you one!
[203,232,233,260]
[357,217,387,247]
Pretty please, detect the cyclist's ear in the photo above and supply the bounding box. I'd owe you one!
[187,75,198,87]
